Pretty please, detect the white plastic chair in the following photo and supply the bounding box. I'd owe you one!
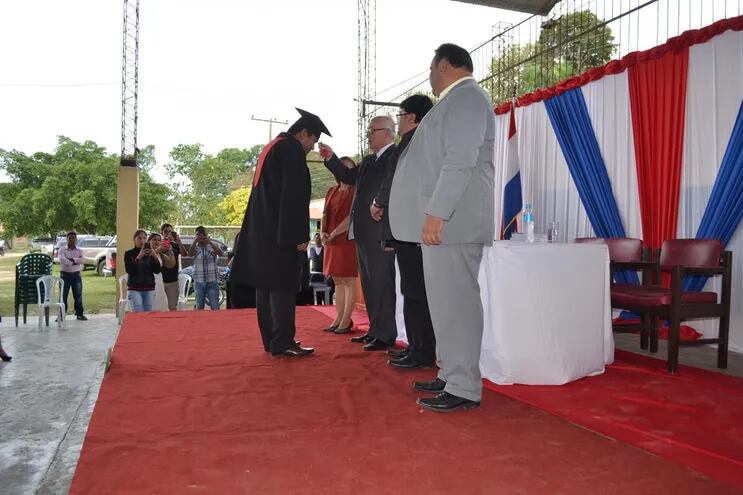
[36,275,66,329]
[117,274,129,324]
[177,273,192,311]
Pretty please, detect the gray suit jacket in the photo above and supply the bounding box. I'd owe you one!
[388,78,495,245]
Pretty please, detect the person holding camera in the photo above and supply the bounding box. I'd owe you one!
[148,232,176,311]
[160,223,186,310]
[188,226,222,310]
[124,229,162,312]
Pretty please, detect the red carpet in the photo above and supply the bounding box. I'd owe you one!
[70,308,740,494]
[486,350,743,490]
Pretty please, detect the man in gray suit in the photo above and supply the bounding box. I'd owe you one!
[389,43,495,412]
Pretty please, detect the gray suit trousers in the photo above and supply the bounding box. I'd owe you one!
[422,244,484,402]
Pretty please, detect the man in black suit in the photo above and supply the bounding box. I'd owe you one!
[319,115,398,351]
[370,95,436,369]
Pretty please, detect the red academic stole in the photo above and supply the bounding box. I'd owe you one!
[253,136,287,187]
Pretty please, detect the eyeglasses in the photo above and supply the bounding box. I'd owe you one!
[396,112,411,117]
[366,128,388,135]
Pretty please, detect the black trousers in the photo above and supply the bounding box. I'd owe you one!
[229,282,256,309]
[356,237,397,344]
[255,288,296,354]
[394,241,436,363]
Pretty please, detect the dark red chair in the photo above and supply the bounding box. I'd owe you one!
[575,237,644,263]
[575,237,653,346]
[610,239,731,373]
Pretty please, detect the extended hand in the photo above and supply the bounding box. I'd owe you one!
[297,242,309,252]
[422,215,445,246]
[370,204,383,222]
[318,143,334,160]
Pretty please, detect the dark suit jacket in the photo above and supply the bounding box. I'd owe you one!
[323,144,397,242]
[374,129,415,242]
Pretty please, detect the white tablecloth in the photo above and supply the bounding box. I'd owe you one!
[478,241,613,385]
[393,241,613,385]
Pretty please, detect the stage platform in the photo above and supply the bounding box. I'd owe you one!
[66,307,741,494]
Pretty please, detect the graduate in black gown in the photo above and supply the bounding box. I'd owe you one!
[231,108,331,357]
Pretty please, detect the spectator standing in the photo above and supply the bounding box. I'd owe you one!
[189,226,222,310]
[58,231,87,321]
[125,229,162,312]
[149,232,175,311]
[160,224,187,310]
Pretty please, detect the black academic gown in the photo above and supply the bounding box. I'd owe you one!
[231,132,310,292]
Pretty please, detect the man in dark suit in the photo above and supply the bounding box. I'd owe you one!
[319,115,398,351]
[370,94,436,369]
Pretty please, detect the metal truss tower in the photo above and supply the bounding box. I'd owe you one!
[120,0,140,167]
[357,0,376,156]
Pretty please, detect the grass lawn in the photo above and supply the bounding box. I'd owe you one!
[0,252,117,318]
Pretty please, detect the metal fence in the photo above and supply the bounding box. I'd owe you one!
[371,0,743,111]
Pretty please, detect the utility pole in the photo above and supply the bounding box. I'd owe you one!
[251,115,288,142]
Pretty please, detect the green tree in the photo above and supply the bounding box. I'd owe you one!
[0,136,174,237]
[218,187,251,225]
[487,10,615,104]
[165,144,262,225]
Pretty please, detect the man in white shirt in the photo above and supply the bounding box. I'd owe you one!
[58,231,87,321]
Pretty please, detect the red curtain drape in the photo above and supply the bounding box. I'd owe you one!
[494,14,743,115]
[628,48,689,253]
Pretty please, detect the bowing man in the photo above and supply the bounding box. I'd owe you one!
[231,108,331,357]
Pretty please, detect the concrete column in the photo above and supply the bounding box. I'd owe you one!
[115,166,139,303]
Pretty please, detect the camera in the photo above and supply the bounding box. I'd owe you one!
[144,241,151,250]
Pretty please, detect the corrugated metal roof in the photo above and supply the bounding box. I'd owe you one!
[450,0,560,16]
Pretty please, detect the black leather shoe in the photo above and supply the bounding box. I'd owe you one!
[387,347,409,359]
[272,343,314,357]
[388,355,433,369]
[350,333,373,343]
[417,392,480,412]
[76,315,88,321]
[0,354,11,362]
[363,338,393,351]
[323,324,339,332]
[413,378,446,392]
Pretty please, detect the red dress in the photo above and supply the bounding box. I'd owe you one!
[322,184,358,277]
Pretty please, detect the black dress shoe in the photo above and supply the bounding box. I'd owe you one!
[76,315,88,321]
[350,333,373,343]
[413,378,446,392]
[387,347,409,359]
[363,338,393,351]
[388,355,433,369]
[0,354,11,362]
[272,343,314,357]
[417,392,480,412]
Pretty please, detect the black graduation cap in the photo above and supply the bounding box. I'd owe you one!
[294,108,332,138]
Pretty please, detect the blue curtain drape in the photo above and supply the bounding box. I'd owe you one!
[686,99,743,291]
[544,88,639,284]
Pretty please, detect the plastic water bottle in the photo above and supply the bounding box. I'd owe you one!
[522,203,535,242]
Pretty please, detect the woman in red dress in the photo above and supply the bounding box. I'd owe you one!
[321,156,358,333]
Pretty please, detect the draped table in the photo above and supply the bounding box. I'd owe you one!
[478,241,613,385]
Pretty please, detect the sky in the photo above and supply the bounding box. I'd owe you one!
[0,0,528,182]
[0,0,738,183]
